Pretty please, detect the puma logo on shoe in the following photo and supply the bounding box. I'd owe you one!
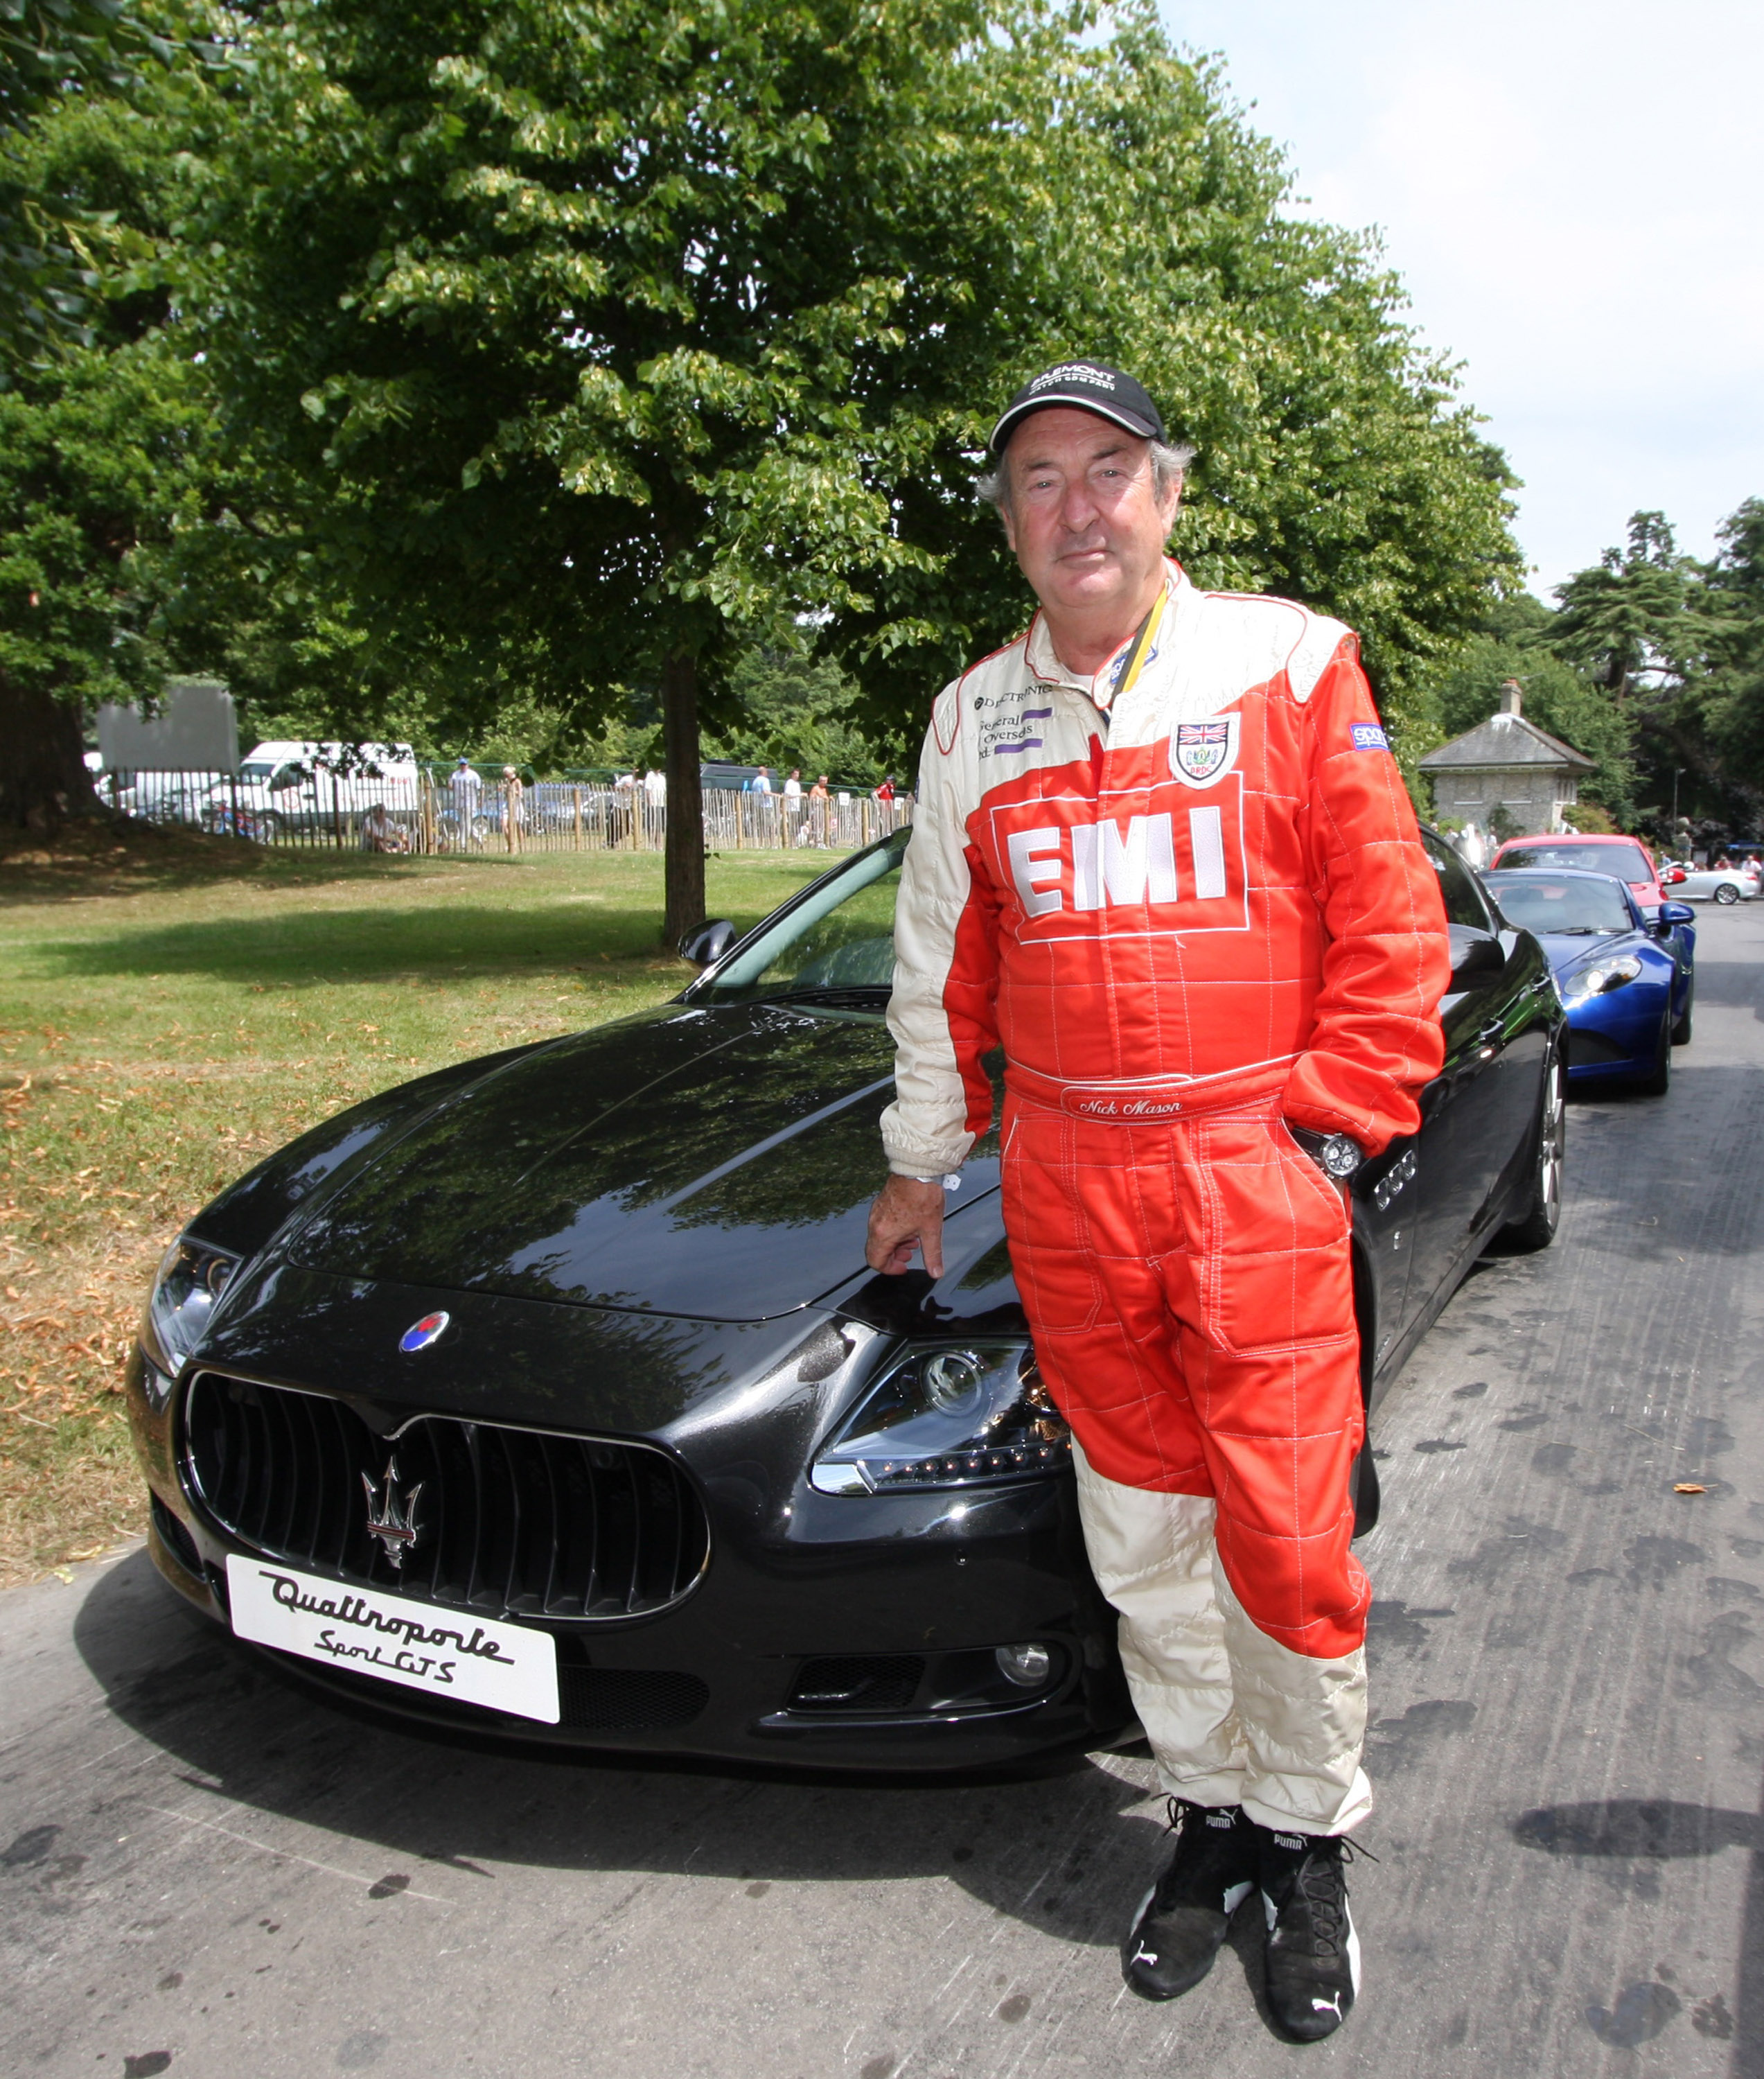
[1273,1834,1305,1850]
[1131,1944,1159,1967]
[1205,1814,1233,1828]
[1312,1994,1343,2017]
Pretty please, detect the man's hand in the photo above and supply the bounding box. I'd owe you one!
[865,1173,947,1278]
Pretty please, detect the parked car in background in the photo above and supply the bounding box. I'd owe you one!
[1660,861,1760,904]
[1483,867,1695,1092]
[1488,832,1668,915]
[200,742,420,841]
[127,825,1564,1773]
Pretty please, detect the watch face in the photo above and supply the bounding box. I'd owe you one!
[1321,1136,1361,1178]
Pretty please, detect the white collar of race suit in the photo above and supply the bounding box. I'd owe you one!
[1023,561,1194,713]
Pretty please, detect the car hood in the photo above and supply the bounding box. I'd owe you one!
[281,1002,998,1324]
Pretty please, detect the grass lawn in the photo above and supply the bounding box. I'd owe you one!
[0,823,829,1586]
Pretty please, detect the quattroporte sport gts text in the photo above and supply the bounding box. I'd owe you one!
[128,825,1564,1770]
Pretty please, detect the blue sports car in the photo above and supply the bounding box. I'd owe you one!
[1483,867,1695,1093]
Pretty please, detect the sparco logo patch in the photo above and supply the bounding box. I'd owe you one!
[1351,722,1389,752]
[1170,714,1241,789]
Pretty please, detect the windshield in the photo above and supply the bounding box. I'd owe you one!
[1485,873,1635,935]
[238,761,276,782]
[698,832,906,1006]
[1497,841,1652,882]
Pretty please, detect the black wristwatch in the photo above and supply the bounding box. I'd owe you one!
[1288,1125,1366,1182]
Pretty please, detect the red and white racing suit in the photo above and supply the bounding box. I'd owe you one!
[882,561,1449,1832]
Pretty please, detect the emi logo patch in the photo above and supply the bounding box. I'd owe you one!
[1351,723,1389,752]
[1170,714,1241,789]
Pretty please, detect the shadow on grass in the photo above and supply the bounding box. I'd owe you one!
[44,900,709,987]
[0,821,538,905]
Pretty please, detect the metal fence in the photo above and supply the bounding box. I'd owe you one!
[93,769,912,856]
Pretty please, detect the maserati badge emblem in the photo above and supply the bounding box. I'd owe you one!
[399,1310,450,1354]
[1170,713,1241,789]
[361,1456,423,1568]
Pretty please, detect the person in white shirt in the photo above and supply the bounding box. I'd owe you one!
[448,757,482,849]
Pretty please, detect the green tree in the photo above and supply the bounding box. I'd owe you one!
[189,0,1521,931]
[0,77,220,828]
[190,0,1061,938]
[1697,498,1764,816]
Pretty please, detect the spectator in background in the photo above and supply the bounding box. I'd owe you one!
[750,766,773,794]
[807,773,830,847]
[643,768,667,809]
[361,800,409,854]
[609,769,637,847]
[448,757,483,849]
[501,766,524,853]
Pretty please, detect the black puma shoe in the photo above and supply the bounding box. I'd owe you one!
[1121,1800,1257,2001]
[1256,1826,1366,2041]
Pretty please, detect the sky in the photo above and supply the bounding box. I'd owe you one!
[1158,0,1764,598]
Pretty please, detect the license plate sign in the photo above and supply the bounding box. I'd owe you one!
[224,1555,560,1723]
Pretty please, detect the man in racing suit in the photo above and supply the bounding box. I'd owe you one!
[865,362,1449,2041]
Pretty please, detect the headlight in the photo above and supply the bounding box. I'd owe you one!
[810,1340,1070,1495]
[140,1236,242,1377]
[1561,954,1643,1002]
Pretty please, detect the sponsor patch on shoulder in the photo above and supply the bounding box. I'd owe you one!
[1350,722,1389,752]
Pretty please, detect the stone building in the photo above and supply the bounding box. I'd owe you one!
[1418,681,1594,837]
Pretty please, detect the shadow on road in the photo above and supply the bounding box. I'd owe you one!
[73,1550,1161,1954]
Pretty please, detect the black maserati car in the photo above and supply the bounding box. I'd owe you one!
[127,825,1564,1771]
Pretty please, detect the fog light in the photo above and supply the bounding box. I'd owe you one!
[994,1641,1053,1689]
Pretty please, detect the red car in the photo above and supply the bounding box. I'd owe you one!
[1488,832,1667,913]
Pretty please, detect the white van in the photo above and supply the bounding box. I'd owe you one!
[202,742,420,840]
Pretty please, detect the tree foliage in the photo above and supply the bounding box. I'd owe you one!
[178,0,1523,925]
[0,0,180,361]
[3,0,1526,863]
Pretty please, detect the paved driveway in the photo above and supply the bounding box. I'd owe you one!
[4,908,1763,2079]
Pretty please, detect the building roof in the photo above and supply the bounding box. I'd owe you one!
[1418,710,1596,773]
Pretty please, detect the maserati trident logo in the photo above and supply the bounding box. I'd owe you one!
[399,1310,450,1353]
[361,1456,423,1568]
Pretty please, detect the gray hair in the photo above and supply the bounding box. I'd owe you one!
[976,434,1196,515]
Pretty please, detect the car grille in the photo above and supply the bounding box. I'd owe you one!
[182,1371,709,1623]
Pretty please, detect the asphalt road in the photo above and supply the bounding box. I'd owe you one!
[5,904,1763,2079]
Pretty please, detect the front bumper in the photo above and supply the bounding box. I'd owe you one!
[127,1344,1131,1774]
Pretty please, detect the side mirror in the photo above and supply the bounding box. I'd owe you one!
[1657,902,1695,929]
[1449,926,1505,980]
[678,918,736,969]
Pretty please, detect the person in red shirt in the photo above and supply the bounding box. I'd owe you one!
[866,362,1448,2041]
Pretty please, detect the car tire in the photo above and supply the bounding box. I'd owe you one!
[1672,975,1694,1046]
[1715,882,1739,904]
[1637,1012,1673,1096]
[1503,1053,1564,1250]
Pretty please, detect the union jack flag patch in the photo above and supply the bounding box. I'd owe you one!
[1170,714,1241,788]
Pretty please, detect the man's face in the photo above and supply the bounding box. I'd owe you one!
[999,406,1179,623]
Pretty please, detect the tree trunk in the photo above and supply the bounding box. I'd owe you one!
[0,676,104,832]
[660,650,706,946]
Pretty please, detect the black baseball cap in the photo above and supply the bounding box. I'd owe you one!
[989,361,1165,455]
